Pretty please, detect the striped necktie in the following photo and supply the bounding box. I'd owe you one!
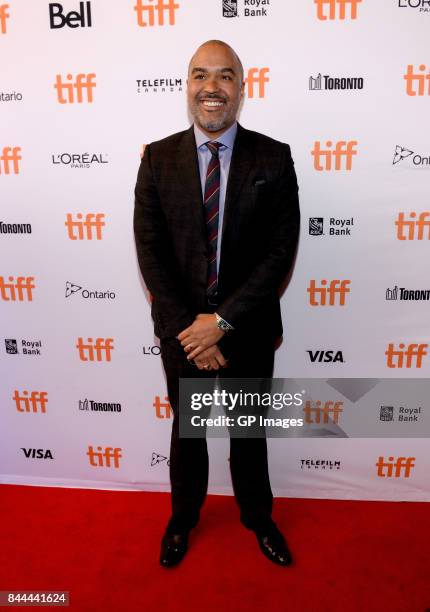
[204,141,221,298]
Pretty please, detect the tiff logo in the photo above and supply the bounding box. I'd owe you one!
[315,0,362,20]
[404,64,430,96]
[385,343,428,368]
[65,213,105,240]
[303,400,343,424]
[87,445,122,468]
[76,337,114,361]
[0,3,9,33]
[307,279,351,306]
[13,390,48,413]
[134,0,179,26]
[54,73,96,103]
[245,68,270,98]
[376,456,415,478]
[312,141,358,171]
[395,212,430,240]
[49,2,92,28]
[154,395,172,418]
[0,276,35,301]
[0,147,22,174]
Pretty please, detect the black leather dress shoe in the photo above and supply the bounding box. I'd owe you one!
[255,527,293,566]
[159,532,189,568]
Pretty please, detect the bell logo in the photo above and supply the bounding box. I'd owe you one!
[404,64,430,96]
[65,213,105,240]
[307,279,351,306]
[87,445,122,468]
[303,400,343,424]
[312,141,358,171]
[395,212,430,240]
[54,73,96,104]
[376,456,415,478]
[385,343,428,368]
[0,147,22,174]
[134,0,179,27]
[315,0,362,20]
[13,390,48,413]
[154,395,172,418]
[0,276,35,301]
[0,3,9,34]
[245,68,270,99]
[76,337,114,361]
[49,2,92,29]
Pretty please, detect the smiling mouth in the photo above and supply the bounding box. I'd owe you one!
[199,99,225,109]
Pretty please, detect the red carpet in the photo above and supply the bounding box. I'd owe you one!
[0,484,428,612]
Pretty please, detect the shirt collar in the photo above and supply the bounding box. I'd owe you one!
[194,121,238,151]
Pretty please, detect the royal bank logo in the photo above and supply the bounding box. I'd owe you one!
[393,145,430,167]
[79,398,122,413]
[300,458,341,470]
[52,152,108,169]
[386,285,430,301]
[222,0,270,17]
[136,77,183,94]
[151,452,170,467]
[380,405,422,423]
[309,217,354,236]
[5,338,42,356]
[309,73,364,91]
[65,281,116,300]
[398,0,430,11]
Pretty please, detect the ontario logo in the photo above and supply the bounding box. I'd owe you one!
[65,281,116,300]
[393,145,430,167]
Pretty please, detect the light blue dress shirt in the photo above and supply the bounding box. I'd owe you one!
[194,121,238,273]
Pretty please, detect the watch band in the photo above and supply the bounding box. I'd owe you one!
[215,312,234,333]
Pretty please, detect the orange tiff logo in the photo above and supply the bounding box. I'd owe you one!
[0,276,35,301]
[134,0,179,26]
[303,400,343,424]
[404,64,430,96]
[54,73,96,104]
[65,213,105,240]
[76,337,114,362]
[395,212,430,240]
[385,343,428,368]
[245,68,270,99]
[376,456,415,478]
[0,147,22,174]
[0,3,9,33]
[315,0,362,20]
[312,141,358,171]
[307,279,351,306]
[13,390,48,413]
[154,395,172,418]
[87,446,122,468]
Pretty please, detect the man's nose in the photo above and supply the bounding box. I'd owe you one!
[204,76,220,93]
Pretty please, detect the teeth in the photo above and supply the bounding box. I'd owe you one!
[202,101,223,107]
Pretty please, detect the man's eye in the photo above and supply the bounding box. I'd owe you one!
[194,74,205,80]
[222,75,232,80]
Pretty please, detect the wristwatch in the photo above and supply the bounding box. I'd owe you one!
[215,313,234,333]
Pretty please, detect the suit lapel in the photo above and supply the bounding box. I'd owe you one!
[176,126,207,239]
[221,123,255,236]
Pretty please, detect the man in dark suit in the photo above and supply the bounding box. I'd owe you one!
[134,40,300,568]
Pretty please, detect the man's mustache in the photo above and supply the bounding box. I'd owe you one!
[197,93,227,102]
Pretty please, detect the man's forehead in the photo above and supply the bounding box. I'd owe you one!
[189,45,238,70]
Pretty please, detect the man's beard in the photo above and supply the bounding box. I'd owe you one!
[190,95,234,132]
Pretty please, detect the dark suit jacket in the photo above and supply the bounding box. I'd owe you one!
[134,123,300,346]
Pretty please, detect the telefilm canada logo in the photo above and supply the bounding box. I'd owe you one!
[398,0,430,12]
[136,77,183,94]
[222,0,270,18]
[309,73,364,91]
[52,152,108,169]
[309,217,354,236]
[65,281,116,300]
[392,145,430,167]
[386,285,430,301]
[79,398,122,413]
[300,458,341,470]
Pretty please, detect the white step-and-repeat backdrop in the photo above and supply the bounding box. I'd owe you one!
[1,0,429,501]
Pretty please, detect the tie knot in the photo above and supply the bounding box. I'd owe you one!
[206,141,222,157]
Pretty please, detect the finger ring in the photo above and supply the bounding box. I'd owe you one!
[204,363,211,370]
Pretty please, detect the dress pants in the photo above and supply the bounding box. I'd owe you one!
[160,322,275,536]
